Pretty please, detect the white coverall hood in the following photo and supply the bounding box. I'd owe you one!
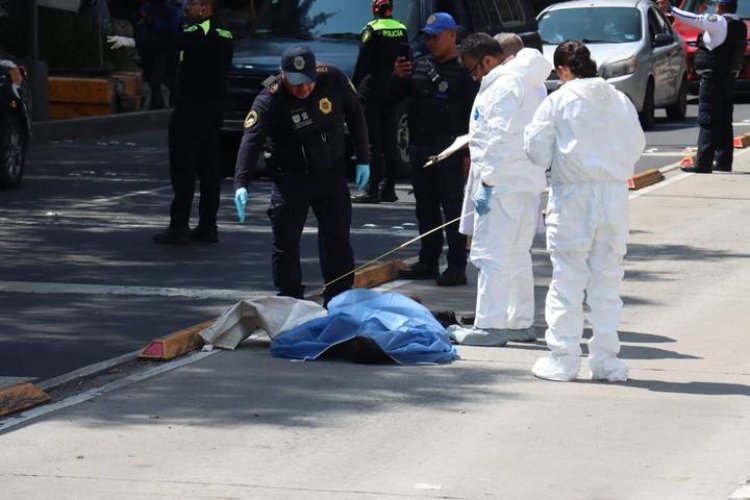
[468,48,551,194]
[524,77,646,184]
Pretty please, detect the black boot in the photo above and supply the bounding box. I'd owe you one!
[398,261,439,280]
[352,192,381,204]
[436,267,467,286]
[154,227,191,245]
[190,225,219,243]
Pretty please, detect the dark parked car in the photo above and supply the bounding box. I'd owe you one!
[221,0,544,175]
[0,51,29,189]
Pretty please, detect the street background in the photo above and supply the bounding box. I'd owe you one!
[1,100,750,499]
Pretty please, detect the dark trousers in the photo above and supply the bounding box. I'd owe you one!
[696,75,737,172]
[167,102,223,231]
[142,50,176,110]
[410,145,467,270]
[268,174,354,301]
[364,100,397,195]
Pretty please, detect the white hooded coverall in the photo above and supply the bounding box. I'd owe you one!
[524,77,646,381]
[466,48,551,331]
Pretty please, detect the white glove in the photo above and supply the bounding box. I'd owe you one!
[107,35,136,50]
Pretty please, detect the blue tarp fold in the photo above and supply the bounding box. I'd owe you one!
[270,289,458,365]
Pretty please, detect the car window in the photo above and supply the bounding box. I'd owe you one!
[538,7,643,44]
[250,0,421,40]
[647,7,667,40]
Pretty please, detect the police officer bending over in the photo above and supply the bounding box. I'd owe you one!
[234,46,370,304]
[671,0,748,173]
[108,0,233,245]
[351,0,408,204]
[391,13,479,286]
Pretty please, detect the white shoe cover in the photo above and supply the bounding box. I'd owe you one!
[589,356,629,382]
[448,325,509,347]
[532,354,581,381]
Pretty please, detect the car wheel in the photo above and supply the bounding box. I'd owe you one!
[384,99,411,178]
[666,77,688,121]
[639,79,655,130]
[0,114,27,189]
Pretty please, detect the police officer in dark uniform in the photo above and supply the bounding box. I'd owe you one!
[390,12,479,286]
[672,0,748,173]
[234,46,370,304]
[110,0,234,244]
[351,0,408,204]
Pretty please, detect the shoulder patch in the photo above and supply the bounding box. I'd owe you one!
[244,110,258,129]
[262,75,280,94]
[361,27,373,43]
[216,28,233,39]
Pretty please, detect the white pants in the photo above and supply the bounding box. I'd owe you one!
[470,191,540,330]
[545,182,629,363]
[459,164,480,236]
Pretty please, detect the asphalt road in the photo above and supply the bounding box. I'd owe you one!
[1,98,749,383]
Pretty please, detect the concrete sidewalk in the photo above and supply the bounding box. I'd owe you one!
[1,156,750,499]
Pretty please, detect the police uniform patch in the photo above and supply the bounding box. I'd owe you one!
[361,28,372,43]
[319,97,333,114]
[438,81,449,93]
[244,110,258,129]
[293,56,306,70]
[270,82,279,94]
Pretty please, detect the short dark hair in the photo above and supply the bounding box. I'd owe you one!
[458,32,503,61]
[553,41,598,78]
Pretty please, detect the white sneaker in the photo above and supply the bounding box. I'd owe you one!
[532,354,581,381]
[589,356,629,382]
[448,325,509,347]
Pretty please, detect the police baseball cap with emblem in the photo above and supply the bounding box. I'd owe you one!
[281,45,317,85]
[421,12,460,35]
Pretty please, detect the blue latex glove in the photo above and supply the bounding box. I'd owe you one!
[475,184,493,216]
[234,187,248,223]
[355,163,370,191]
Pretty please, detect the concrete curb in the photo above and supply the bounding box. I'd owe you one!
[30,109,171,145]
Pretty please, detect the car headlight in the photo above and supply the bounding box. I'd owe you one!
[601,56,639,79]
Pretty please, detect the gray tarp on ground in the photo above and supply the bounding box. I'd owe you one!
[199,296,327,350]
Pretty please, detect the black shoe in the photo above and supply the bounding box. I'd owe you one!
[398,261,439,280]
[713,165,732,172]
[436,267,467,286]
[154,227,190,245]
[681,167,712,174]
[379,191,399,202]
[352,192,381,204]
[190,226,218,243]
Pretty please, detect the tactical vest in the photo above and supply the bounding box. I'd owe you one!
[268,69,347,176]
[694,16,747,76]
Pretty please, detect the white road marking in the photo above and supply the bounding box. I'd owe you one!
[640,151,691,157]
[0,281,272,301]
[0,350,219,434]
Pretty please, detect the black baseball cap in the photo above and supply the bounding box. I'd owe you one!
[281,45,317,85]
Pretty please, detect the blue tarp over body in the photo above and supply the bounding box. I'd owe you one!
[270,290,458,365]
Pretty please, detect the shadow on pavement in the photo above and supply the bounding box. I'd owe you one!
[625,378,750,396]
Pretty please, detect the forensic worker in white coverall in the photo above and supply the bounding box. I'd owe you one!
[524,41,645,381]
[448,33,551,347]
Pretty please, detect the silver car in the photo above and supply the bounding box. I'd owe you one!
[537,0,688,129]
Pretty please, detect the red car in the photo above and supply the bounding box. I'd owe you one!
[671,0,750,87]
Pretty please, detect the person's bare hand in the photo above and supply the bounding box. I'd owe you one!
[394,57,412,78]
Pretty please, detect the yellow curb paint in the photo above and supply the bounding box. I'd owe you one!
[627,169,665,190]
[0,383,51,417]
[139,319,214,361]
[353,259,407,289]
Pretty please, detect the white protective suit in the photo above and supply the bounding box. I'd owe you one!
[524,77,646,381]
[464,48,551,333]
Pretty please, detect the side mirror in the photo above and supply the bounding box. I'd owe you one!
[653,33,675,47]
